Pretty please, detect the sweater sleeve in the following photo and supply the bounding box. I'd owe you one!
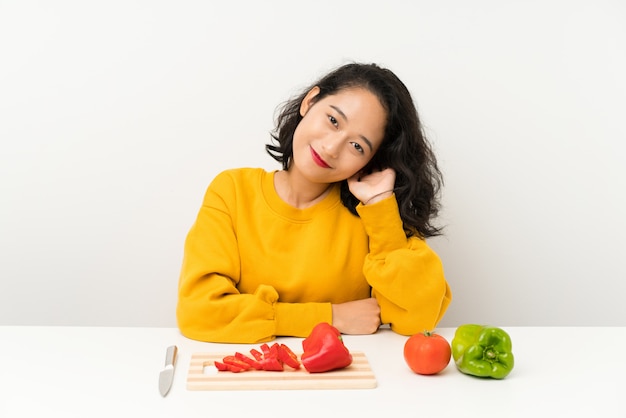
[176,171,332,343]
[356,195,452,335]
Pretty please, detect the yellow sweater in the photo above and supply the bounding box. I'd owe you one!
[177,168,451,343]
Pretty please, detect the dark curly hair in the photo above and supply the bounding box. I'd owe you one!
[266,62,443,238]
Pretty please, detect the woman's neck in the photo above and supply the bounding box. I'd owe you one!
[273,169,333,209]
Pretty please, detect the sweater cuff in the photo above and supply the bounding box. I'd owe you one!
[356,195,407,256]
[274,302,332,337]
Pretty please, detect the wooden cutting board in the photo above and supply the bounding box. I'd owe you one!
[186,351,377,390]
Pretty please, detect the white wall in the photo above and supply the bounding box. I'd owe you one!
[1,0,625,328]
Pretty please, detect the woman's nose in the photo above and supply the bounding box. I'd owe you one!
[321,134,344,157]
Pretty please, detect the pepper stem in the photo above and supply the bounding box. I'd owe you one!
[484,348,497,361]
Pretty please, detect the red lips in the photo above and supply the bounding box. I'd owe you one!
[310,147,331,168]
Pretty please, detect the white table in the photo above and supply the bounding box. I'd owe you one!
[1,326,624,417]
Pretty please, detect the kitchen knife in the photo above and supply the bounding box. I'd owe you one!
[159,345,178,397]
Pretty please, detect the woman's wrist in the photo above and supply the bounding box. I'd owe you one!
[363,190,394,205]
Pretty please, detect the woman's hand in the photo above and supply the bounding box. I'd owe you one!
[331,298,381,335]
[347,167,396,205]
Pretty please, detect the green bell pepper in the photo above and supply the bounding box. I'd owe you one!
[451,324,514,379]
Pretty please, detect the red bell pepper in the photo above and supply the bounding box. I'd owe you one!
[260,343,272,358]
[249,348,263,362]
[222,355,252,371]
[258,343,284,371]
[260,356,284,371]
[214,359,247,373]
[234,351,263,370]
[214,342,303,373]
[278,344,301,369]
[301,322,353,373]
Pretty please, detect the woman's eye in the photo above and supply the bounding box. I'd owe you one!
[328,115,338,126]
[351,142,364,154]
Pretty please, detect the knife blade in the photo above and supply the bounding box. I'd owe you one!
[158,345,178,397]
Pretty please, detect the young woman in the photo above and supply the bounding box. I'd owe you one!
[176,63,452,343]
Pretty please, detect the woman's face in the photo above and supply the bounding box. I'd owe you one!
[291,87,387,184]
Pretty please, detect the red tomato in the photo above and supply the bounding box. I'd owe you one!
[403,331,451,375]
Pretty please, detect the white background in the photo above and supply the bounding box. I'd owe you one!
[1,0,625,328]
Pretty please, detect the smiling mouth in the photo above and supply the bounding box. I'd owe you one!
[310,147,331,168]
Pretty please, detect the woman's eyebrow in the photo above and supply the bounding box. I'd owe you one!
[330,105,373,152]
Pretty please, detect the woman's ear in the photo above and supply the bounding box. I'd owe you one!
[299,86,321,117]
